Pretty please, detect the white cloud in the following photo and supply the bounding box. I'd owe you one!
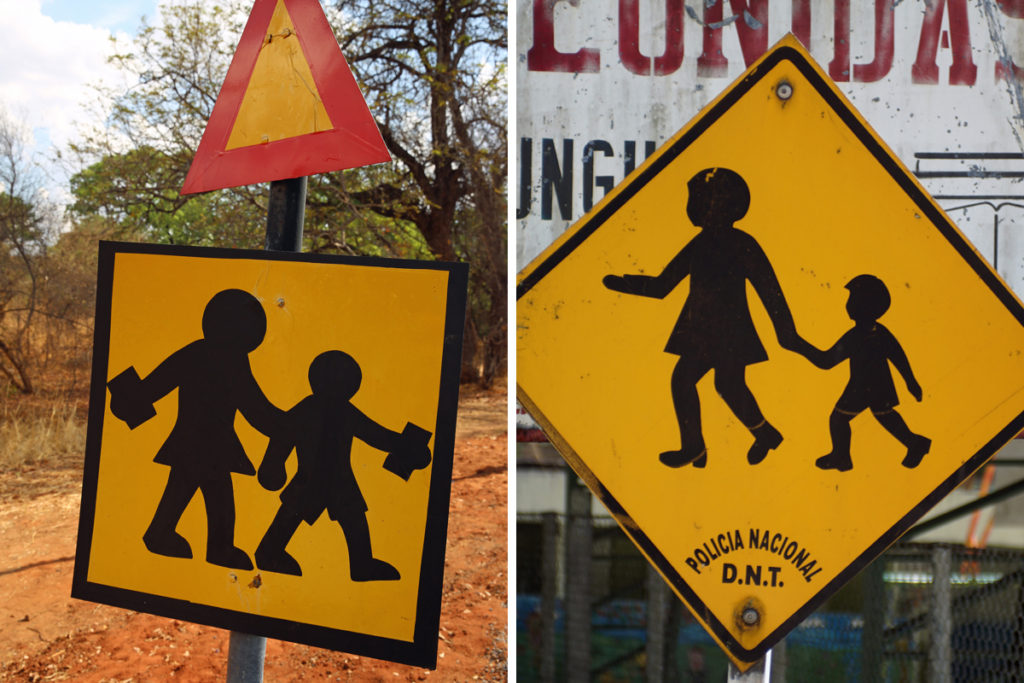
[0,0,268,204]
[0,0,130,159]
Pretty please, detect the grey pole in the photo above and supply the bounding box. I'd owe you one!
[645,565,669,682]
[265,177,307,251]
[726,650,771,682]
[227,632,267,683]
[861,560,885,683]
[226,176,307,683]
[564,474,592,683]
[929,545,953,683]
[539,512,557,683]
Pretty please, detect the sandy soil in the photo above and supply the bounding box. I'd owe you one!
[0,385,507,682]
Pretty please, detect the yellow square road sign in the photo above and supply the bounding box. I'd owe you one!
[73,242,467,668]
[517,35,1024,666]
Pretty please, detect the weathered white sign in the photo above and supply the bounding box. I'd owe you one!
[517,0,1024,295]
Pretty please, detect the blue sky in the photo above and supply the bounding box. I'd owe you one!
[41,0,158,34]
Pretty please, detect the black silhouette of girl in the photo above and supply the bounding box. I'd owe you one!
[807,274,930,471]
[255,350,432,580]
[604,168,813,468]
[107,289,284,570]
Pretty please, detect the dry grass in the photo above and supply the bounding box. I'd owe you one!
[0,401,86,468]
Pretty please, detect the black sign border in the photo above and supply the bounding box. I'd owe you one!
[517,43,1024,663]
[73,240,468,669]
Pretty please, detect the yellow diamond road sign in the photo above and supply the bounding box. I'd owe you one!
[517,35,1024,666]
[73,242,466,668]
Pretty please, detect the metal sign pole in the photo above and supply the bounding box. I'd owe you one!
[226,632,267,682]
[726,650,772,683]
[265,177,307,251]
[226,176,307,683]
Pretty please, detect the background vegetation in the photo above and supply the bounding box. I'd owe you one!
[0,0,507,420]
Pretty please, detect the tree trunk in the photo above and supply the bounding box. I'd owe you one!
[460,316,481,384]
[0,339,33,394]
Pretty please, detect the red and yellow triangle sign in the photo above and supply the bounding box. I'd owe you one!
[181,0,391,194]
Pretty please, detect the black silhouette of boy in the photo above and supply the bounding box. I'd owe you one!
[255,350,432,580]
[604,168,813,469]
[106,289,284,570]
[807,274,930,472]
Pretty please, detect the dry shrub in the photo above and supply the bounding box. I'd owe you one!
[0,401,85,468]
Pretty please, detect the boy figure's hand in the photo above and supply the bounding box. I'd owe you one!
[258,462,286,491]
[603,274,630,292]
[258,454,288,491]
[258,432,294,491]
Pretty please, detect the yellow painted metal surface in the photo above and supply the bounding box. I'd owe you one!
[88,251,449,641]
[225,0,333,150]
[517,36,1024,665]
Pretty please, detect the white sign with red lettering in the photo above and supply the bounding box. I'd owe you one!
[517,0,1024,296]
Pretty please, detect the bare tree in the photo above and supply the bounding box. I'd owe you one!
[334,0,508,384]
[0,112,58,394]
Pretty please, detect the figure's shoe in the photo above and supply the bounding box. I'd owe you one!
[901,435,932,469]
[691,451,707,469]
[207,545,254,571]
[255,548,302,576]
[143,529,193,559]
[351,558,401,582]
[815,452,853,472]
[659,447,706,468]
[747,423,783,465]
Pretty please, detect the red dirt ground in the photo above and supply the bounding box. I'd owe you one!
[0,385,507,682]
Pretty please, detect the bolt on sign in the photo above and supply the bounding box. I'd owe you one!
[73,242,467,668]
[517,35,1024,668]
[181,0,391,195]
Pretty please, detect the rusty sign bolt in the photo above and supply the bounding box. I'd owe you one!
[776,81,793,101]
[741,606,760,627]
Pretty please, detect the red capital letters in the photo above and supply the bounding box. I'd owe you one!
[995,0,1024,81]
[855,0,894,82]
[619,0,684,75]
[912,0,977,85]
[697,0,768,78]
[791,0,811,47]
[527,0,600,73]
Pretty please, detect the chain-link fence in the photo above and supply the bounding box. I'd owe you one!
[516,512,1024,682]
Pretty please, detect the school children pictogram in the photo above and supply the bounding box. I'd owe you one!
[106,292,433,579]
[73,242,467,668]
[602,169,930,475]
[517,36,1024,667]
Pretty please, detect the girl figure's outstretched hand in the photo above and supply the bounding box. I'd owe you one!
[603,274,659,297]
